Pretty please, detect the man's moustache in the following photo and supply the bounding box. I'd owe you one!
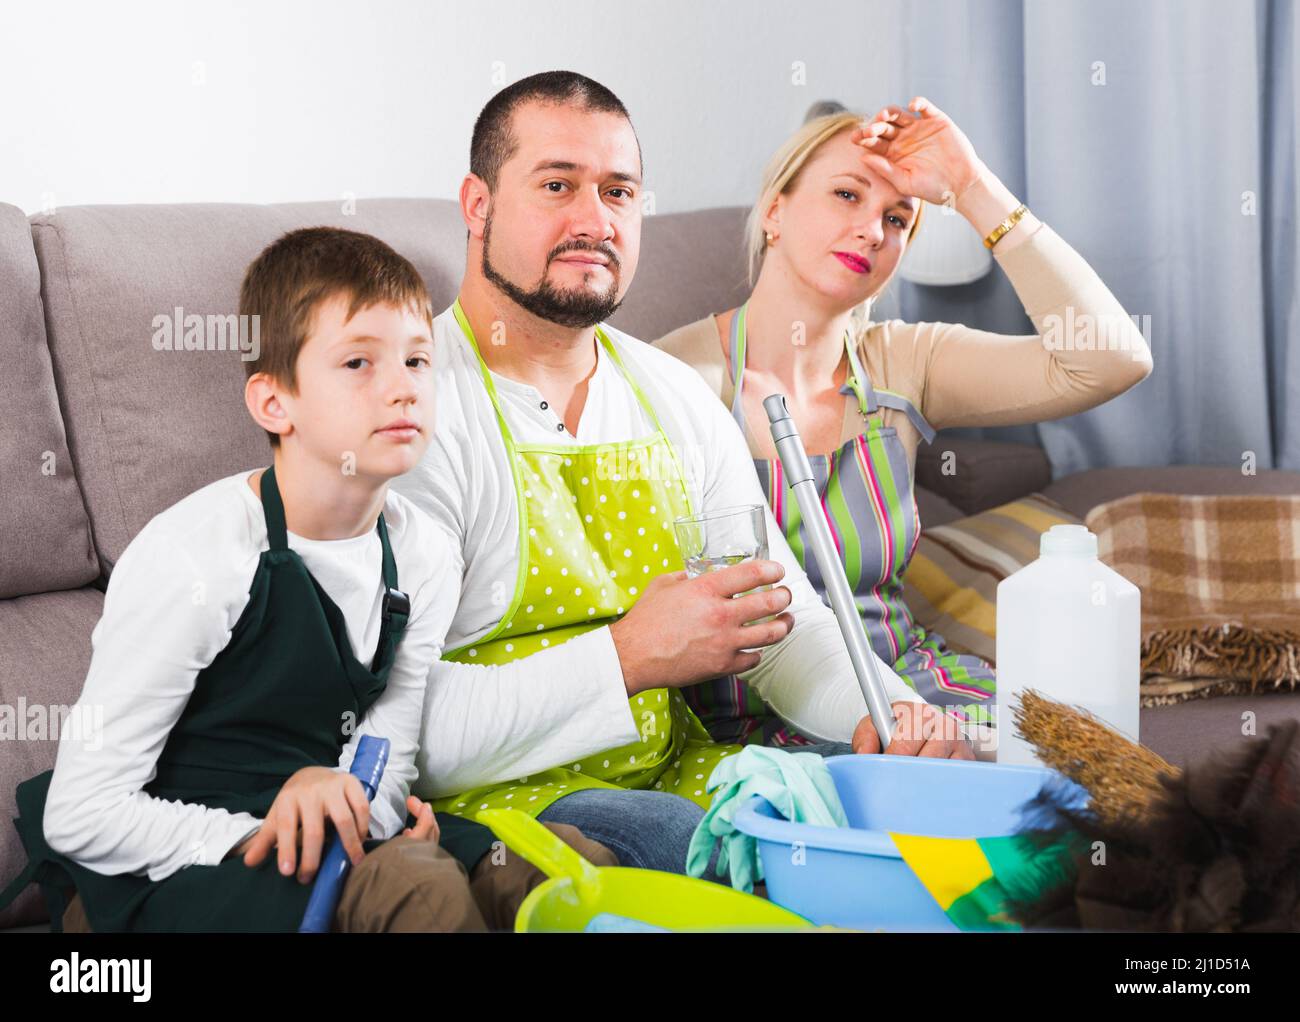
[551,247,620,268]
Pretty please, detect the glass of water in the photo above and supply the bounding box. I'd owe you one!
[674,504,768,578]
[675,504,774,633]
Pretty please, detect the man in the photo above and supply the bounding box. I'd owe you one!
[397,71,973,877]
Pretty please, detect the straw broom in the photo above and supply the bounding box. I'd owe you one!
[1011,688,1180,823]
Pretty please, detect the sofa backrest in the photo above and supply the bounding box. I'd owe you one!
[30,198,750,572]
[607,205,751,341]
[0,203,97,599]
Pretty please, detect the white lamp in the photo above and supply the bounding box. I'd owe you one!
[898,200,992,285]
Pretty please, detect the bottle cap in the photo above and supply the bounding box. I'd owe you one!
[1040,523,1097,557]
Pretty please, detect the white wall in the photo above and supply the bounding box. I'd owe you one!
[0,0,902,215]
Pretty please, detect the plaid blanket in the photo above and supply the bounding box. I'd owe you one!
[1085,494,1300,705]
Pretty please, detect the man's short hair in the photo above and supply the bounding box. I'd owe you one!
[469,70,641,192]
[238,226,433,446]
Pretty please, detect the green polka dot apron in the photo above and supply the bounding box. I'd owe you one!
[429,300,741,822]
[0,465,495,931]
[682,301,997,747]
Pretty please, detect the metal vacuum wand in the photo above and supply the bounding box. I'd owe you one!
[764,394,896,747]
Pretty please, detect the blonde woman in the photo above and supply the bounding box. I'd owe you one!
[656,98,1153,750]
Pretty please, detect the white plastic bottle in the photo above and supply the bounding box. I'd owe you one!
[994,524,1141,767]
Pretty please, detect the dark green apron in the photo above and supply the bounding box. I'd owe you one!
[0,466,493,932]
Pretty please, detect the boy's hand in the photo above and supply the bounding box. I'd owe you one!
[403,796,440,843]
[241,766,371,884]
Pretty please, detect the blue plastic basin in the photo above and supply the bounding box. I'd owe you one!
[732,754,1087,931]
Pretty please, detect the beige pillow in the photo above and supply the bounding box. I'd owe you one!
[902,494,1082,663]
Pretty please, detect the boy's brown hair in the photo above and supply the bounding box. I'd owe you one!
[239,226,434,446]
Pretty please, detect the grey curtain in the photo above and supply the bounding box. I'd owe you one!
[870,0,1299,476]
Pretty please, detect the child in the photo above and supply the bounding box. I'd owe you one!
[0,227,615,932]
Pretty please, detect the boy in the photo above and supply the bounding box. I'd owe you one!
[0,227,614,932]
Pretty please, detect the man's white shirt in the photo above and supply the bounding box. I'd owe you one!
[393,306,926,800]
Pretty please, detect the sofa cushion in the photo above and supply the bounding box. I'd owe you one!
[915,437,1052,517]
[1042,465,1300,520]
[902,493,1083,664]
[30,199,470,569]
[607,206,752,342]
[914,484,964,529]
[1139,692,1300,771]
[0,587,103,929]
[0,204,97,598]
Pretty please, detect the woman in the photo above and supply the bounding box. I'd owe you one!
[656,97,1153,749]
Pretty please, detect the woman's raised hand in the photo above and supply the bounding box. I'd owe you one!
[850,97,988,208]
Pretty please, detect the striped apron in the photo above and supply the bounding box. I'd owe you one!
[682,302,997,746]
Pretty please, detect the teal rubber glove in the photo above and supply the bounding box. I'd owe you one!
[686,746,849,893]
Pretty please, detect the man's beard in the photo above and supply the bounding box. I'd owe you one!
[481,214,624,329]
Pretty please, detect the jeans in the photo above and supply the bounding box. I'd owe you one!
[535,743,855,884]
[537,787,727,882]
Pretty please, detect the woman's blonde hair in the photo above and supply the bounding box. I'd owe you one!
[744,111,925,322]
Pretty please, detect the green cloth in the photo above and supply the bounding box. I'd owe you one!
[686,746,848,893]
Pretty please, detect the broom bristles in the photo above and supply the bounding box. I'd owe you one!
[1012,689,1180,823]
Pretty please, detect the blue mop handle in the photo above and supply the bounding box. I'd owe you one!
[298,734,390,933]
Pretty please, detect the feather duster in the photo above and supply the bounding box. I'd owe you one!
[1005,692,1300,932]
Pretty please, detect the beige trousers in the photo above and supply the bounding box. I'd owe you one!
[61,823,617,933]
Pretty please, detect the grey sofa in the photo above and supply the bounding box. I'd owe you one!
[3,198,1299,932]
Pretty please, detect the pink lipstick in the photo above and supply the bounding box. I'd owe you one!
[834,251,872,274]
